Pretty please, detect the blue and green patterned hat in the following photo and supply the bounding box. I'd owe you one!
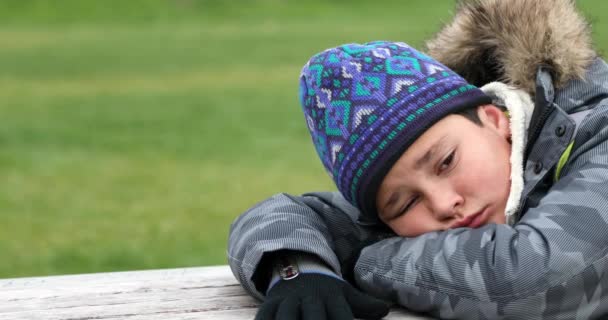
[299,41,491,220]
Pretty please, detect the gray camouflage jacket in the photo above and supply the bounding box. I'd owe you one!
[228,1,608,319]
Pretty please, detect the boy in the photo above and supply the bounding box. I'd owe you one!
[229,1,608,319]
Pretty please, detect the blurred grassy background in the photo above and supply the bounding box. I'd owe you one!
[0,0,606,278]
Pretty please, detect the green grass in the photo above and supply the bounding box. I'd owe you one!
[0,0,606,278]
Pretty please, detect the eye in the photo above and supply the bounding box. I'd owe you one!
[394,195,419,219]
[438,150,455,172]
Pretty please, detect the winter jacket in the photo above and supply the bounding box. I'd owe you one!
[228,1,608,319]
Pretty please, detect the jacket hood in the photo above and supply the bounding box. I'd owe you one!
[426,0,597,96]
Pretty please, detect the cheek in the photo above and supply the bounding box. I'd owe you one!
[388,209,441,237]
[464,143,512,202]
[456,143,511,191]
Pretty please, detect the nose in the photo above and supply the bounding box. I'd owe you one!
[427,186,463,221]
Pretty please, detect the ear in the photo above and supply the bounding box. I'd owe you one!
[477,104,511,141]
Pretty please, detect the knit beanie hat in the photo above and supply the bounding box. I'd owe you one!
[299,41,491,221]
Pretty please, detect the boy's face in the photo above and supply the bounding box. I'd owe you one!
[376,105,511,237]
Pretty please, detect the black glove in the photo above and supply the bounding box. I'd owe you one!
[255,273,390,320]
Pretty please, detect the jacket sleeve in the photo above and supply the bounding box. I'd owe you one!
[354,110,608,319]
[227,191,392,300]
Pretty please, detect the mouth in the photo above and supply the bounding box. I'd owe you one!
[453,207,489,229]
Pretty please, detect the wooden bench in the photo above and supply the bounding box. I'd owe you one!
[0,265,432,319]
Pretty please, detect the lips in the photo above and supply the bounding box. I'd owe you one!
[453,208,488,229]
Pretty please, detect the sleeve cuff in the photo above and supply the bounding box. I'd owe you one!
[267,253,342,294]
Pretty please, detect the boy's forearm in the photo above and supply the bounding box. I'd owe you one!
[354,174,608,318]
[227,192,389,299]
[228,193,342,300]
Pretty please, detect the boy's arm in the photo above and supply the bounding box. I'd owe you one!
[227,191,391,300]
[353,121,608,319]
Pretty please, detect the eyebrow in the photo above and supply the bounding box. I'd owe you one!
[413,135,448,171]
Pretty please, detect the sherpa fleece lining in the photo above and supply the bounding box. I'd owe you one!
[480,82,534,225]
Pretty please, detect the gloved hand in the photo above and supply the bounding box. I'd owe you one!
[255,273,390,320]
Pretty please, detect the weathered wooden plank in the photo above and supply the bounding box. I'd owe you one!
[0,265,432,320]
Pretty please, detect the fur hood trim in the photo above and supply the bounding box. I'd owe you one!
[426,0,596,95]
